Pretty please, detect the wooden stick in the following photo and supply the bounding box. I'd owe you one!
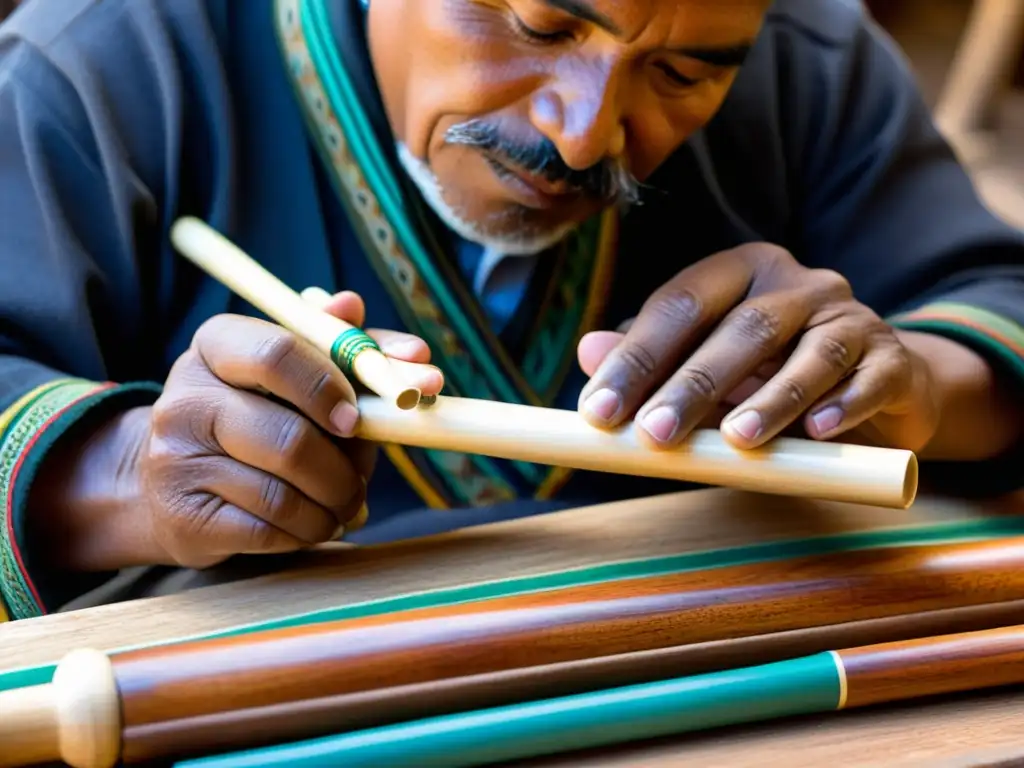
[354,394,918,509]
[173,624,1024,768]
[3,536,1023,767]
[168,217,421,410]
[103,601,1024,763]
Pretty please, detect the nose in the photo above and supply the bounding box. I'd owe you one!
[529,57,626,171]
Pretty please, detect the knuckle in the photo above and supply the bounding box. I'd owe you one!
[644,286,704,328]
[741,242,795,268]
[272,409,314,465]
[304,367,338,406]
[816,335,854,372]
[732,305,781,351]
[253,330,302,373]
[151,392,219,446]
[257,474,293,522]
[167,492,221,542]
[771,376,808,407]
[193,314,234,349]
[677,363,719,402]
[810,268,853,298]
[245,516,287,553]
[617,340,660,379]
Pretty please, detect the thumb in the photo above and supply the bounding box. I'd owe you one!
[577,330,624,378]
[301,287,366,327]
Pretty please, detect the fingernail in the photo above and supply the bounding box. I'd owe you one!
[640,406,679,443]
[330,402,359,437]
[811,405,844,436]
[332,523,347,540]
[348,502,369,532]
[725,410,763,441]
[381,338,422,358]
[583,388,621,422]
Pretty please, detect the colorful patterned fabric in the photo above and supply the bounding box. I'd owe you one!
[0,379,162,621]
[889,302,1024,380]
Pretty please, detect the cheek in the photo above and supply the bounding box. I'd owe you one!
[626,79,737,180]
[398,9,547,153]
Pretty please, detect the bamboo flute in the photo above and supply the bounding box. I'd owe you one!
[3,536,1024,767]
[169,217,422,410]
[353,393,918,508]
[173,623,1024,768]
[164,233,919,507]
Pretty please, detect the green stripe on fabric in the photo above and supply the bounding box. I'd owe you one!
[0,380,111,620]
[2,514,1022,692]
[892,302,1024,348]
[175,652,842,768]
[889,302,1024,380]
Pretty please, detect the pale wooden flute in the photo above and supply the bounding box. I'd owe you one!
[353,394,918,509]
[169,217,421,410]
[167,228,918,509]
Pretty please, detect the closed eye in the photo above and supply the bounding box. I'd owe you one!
[508,11,572,44]
[656,64,700,87]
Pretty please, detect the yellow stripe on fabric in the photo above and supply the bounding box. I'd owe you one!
[0,379,113,620]
[0,380,68,438]
[383,444,449,509]
[0,599,8,622]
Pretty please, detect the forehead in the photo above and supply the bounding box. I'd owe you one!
[548,0,769,43]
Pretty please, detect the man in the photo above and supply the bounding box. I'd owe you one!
[0,0,1021,622]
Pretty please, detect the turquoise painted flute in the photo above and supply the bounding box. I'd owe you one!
[175,624,1024,768]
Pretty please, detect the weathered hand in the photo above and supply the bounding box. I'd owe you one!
[576,244,939,451]
[132,291,443,569]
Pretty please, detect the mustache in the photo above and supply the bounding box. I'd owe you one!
[443,119,643,206]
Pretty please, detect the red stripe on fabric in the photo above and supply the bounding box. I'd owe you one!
[5,383,117,614]
[898,313,1024,357]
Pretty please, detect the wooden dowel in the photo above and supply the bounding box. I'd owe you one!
[3,537,1023,766]
[355,394,919,508]
[0,649,120,768]
[171,624,1024,768]
[169,217,421,410]
[838,623,1024,708]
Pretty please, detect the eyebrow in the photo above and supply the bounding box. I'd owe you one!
[671,44,752,68]
[540,0,753,68]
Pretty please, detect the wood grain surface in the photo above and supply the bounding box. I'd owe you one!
[111,538,1024,736]
[841,625,1024,707]
[2,488,1023,767]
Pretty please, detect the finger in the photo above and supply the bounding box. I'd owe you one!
[367,329,446,395]
[801,340,913,441]
[193,455,347,543]
[317,289,367,328]
[578,254,753,427]
[719,320,864,448]
[577,331,624,378]
[369,328,433,364]
[213,388,365,522]
[301,288,444,394]
[634,292,811,447]
[193,315,360,438]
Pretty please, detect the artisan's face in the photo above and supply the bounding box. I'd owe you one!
[368,0,768,253]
